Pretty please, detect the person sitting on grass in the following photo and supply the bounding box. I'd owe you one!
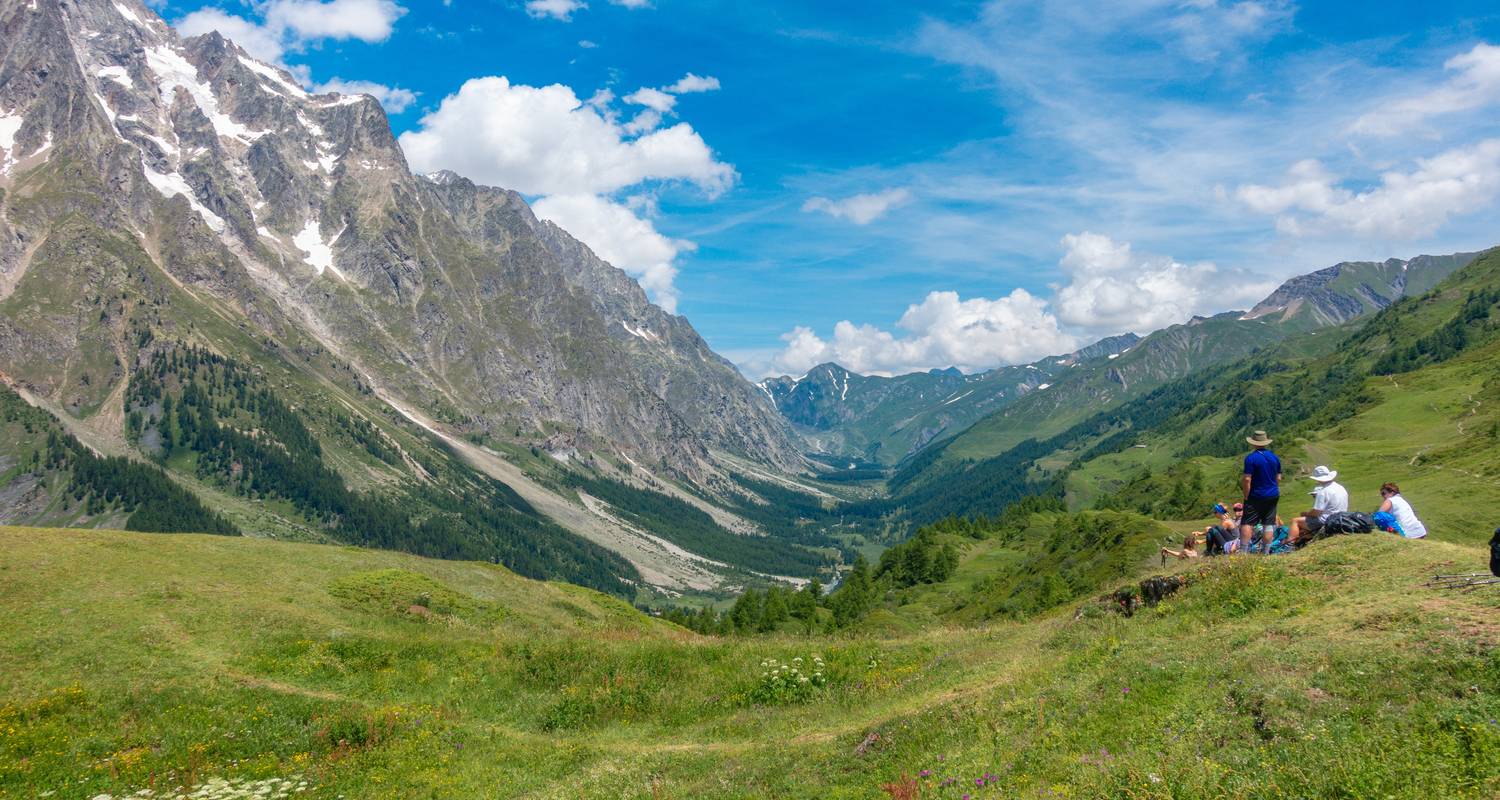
[1287,465,1349,545]
[1377,482,1427,539]
[1240,430,1282,554]
[1203,502,1241,555]
[1162,532,1202,561]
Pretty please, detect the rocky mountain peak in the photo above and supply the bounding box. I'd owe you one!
[0,0,804,483]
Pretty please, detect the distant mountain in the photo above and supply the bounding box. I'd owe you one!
[1244,253,1477,329]
[902,252,1477,465]
[759,334,1140,464]
[0,0,818,596]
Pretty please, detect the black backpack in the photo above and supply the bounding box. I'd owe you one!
[1490,528,1500,578]
[1321,511,1374,535]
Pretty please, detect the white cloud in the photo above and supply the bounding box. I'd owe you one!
[623,87,676,113]
[398,76,734,197]
[265,0,405,42]
[1236,139,1500,239]
[399,77,733,311]
[802,189,912,225]
[526,0,585,20]
[578,39,598,49]
[311,78,418,113]
[767,290,1077,377]
[760,232,1281,377]
[666,73,721,94]
[533,194,690,312]
[1053,232,1273,334]
[1352,43,1500,137]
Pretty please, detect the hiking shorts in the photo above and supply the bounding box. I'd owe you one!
[1242,496,1278,528]
[1302,516,1325,535]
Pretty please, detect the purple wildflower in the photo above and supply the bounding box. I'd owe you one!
[919,770,931,778]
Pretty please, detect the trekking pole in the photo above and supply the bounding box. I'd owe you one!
[1428,576,1500,590]
[1431,572,1491,579]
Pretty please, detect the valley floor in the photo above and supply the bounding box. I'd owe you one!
[2,525,1497,798]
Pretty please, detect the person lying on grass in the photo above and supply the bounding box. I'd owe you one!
[1287,465,1349,545]
[1162,531,1202,561]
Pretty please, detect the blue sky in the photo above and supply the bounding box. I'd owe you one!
[159,0,1500,377]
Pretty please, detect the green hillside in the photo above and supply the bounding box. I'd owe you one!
[2,521,1496,799]
[872,247,1500,534]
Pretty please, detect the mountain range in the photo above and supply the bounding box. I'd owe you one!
[0,0,1490,608]
[760,252,1478,468]
[0,0,813,598]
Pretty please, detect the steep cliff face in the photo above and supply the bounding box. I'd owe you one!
[0,0,800,482]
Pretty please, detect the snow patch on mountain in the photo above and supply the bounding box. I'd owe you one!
[293,219,343,278]
[144,45,268,144]
[96,65,133,88]
[237,56,308,98]
[112,2,141,25]
[141,161,225,232]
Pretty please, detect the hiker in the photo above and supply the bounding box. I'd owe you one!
[1376,482,1427,539]
[1239,430,1282,553]
[1287,465,1349,545]
[1162,532,1201,561]
[1203,502,1242,555]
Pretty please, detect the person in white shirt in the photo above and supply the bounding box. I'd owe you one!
[1378,482,1428,539]
[1287,465,1349,545]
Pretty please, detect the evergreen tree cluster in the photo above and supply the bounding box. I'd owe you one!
[657,515,969,635]
[1372,287,1500,376]
[1096,462,1224,520]
[35,426,239,536]
[121,345,639,596]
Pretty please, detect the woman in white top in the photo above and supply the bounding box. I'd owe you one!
[1378,482,1427,539]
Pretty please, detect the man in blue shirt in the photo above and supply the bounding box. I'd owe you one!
[1239,430,1281,552]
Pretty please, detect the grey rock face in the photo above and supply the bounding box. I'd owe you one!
[0,0,802,484]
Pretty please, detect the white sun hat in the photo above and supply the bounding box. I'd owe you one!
[1309,465,1338,482]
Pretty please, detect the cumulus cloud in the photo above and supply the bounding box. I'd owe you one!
[1352,43,1500,137]
[623,86,677,113]
[802,189,912,225]
[526,0,585,20]
[666,73,721,94]
[399,77,733,196]
[399,77,734,310]
[1235,139,1500,239]
[760,233,1281,377]
[616,74,721,133]
[533,194,690,312]
[310,78,418,113]
[266,0,405,41]
[1053,232,1274,334]
[767,290,1077,377]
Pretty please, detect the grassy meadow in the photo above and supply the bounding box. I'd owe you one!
[2,525,1497,799]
